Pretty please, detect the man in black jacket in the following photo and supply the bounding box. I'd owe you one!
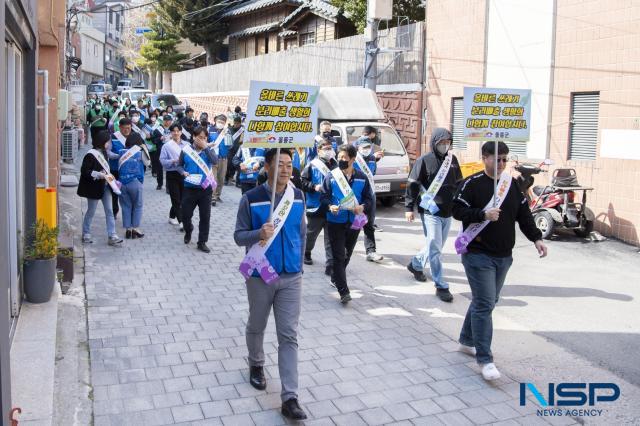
[405,128,463,302]
[452,141,547,381]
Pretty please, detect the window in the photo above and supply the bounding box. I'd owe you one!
[94,45,97,56]
[505,141,527,158]
[569,92,599,160]
[450,97,466,150]
[109,9,113,24]
[300,32,315,46]
[115,13,120,31]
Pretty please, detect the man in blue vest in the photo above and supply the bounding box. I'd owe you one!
[207,114,229,206]
[234,148,308,421]
[322,144,373,303]
[301,137,337,273]
[353,132,385,263]
[232,145,265,194]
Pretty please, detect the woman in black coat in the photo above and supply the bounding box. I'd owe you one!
[77,130,123,246]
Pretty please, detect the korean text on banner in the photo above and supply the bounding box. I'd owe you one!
[244,80,319,148]
[463,87,532,142]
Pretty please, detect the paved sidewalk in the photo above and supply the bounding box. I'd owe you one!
[84,176,572,426]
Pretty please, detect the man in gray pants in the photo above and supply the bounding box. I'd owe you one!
[234,148,307,421]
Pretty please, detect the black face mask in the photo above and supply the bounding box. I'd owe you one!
[338,160,349,170]
[322,131,332,138]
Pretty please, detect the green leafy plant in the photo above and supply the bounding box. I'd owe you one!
[24,220,59,260]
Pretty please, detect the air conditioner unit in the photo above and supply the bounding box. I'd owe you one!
[61,129,78,162]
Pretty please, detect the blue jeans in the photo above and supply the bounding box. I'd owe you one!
[459,252,513,364]
[411,213,452,289]
[119,179,144,228]
[82,186,116,237]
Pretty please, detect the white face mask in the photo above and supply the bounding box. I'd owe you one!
[319,149,335,160]
[436,143,450,155]
[360,148,372,157]
[215,122,224,129]
[132,116,140,123]
[151,117,157,123]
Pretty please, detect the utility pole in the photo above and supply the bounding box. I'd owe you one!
[363,0,393,91]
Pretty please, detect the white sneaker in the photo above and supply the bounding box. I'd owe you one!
[458,344,476,357]
[366,252,384,263]
[179,223,184,231]
[480,363,501,381]
[82,234,93,244]
[168,218,179,225]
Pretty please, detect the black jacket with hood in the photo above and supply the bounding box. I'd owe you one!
[404,128,463,218]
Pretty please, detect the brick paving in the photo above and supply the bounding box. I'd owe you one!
[82,173,572,425]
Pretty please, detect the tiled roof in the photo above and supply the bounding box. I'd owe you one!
[228,21,280,38]
[223,0,340,19]
[278,30,297,37]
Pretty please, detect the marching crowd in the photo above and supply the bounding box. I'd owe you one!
[78,94,548,421]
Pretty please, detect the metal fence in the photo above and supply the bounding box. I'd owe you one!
[173,22,424,94]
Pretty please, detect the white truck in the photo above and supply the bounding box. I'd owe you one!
[318,87,410,206]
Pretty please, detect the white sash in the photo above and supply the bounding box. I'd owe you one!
[241,148,264,167]
[310,158,330,176]
[182,128,191,139]
[355,153,375,188]
[239,183,296,284]
[113,131,126,147]
[118,145,141,169]
[132,123,149,139]
[232,127,244,142]
[108,107,122,127]
[210,130,226,155]
[89,149,121,195]
[418,153,453,214]
[183,145,212,177]
[454,172,513,255]
[331,168,357,210]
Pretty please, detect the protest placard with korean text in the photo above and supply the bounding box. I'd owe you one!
[244,81,319,148]
[463,87,532,142]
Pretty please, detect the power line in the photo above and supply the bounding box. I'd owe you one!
[79,0,163,14]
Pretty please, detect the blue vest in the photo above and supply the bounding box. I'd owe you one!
[183,148,214,189]
[238,148,265,183]
[326,170,368,224]
[354,153,377,175]
[208,127,228,158]
[306,160,333,211]
[110,135,126,171]
[292,148,309,171]
[117,149,145,185]
[247,184,305,275]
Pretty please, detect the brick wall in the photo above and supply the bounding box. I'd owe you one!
[549,0,640,244]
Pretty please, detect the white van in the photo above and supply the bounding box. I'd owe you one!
[121,89,152,103]
[318,87,410,206]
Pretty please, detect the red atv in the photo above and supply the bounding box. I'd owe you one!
[514,160,595,239]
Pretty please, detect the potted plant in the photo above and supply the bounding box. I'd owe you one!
[23,220,58,303]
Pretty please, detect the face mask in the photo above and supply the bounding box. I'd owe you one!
[216,122,224,129]
[322,131,332,138]
[151,117,157,123]
[132,116,140,123]
[95,106,101,111]
[319,149,333,160]
[436,143,450,155]
[360,148,372,157]
[338,160,349,170]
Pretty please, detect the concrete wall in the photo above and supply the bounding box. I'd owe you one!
[173,22,425,93]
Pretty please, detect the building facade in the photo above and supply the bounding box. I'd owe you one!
[425,0,640,245]
[90,0,126,86]
[225,0,356,61]
[77,12,105,84]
